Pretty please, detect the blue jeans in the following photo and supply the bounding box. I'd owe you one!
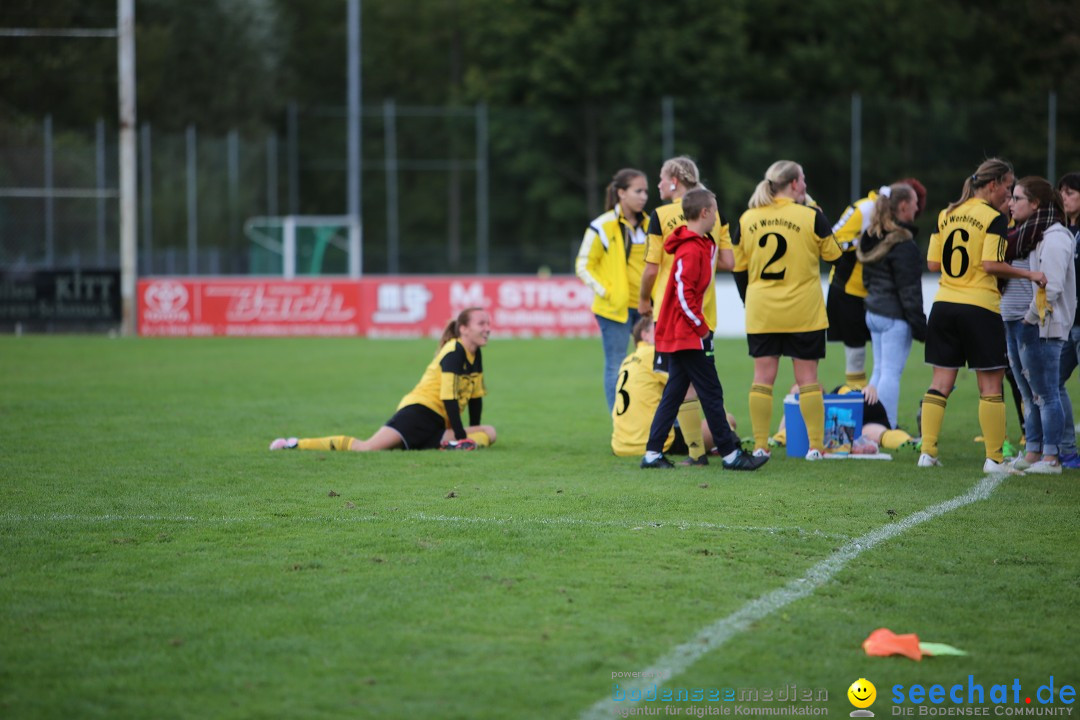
[1057,325,1080,455]
[1007,320,1065,455]
[865,311,913,428]
[597,309,640,412]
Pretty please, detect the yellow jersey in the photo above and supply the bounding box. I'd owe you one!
[611,342,679,456]
[828,190,878,298]
[645,198,732,330]
[927,198,1008,314]
[736,197,841,333]
[398,339,485,427]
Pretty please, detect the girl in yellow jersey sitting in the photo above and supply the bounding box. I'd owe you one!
[270,307,496,452]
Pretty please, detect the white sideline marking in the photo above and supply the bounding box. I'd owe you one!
[0,512,849,540]
[580,475,1004,720]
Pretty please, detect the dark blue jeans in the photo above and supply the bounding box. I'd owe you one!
[645,344,738,456]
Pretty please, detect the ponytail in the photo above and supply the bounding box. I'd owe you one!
[440,306,484,347]
[867,183,916,238]
[946,158,1013,214]
[748,160,802,209]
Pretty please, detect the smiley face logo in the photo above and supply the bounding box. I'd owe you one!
[848,678,877,711]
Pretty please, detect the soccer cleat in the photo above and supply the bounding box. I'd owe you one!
[722,449,768,471]
[1058,452,1080,470]
[679,455,709,467]
[1025,460,1062,475]
[440,438,477,451]
[917,453,941,467]
[768,428,787,447]
[641,454,676,469]
[752,448,771,459]
[983,458,1024,476]
[269,437,298,451]
[805,449,824,461]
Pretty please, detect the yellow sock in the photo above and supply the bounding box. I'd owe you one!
[844,372,868,390]
[749,384,774,451]
[879,429,913,450]
[799,383,825,451]
[920,391,948,457]
[297,435,356,451]
[468,430,491,448]
[979,394,1006,463]
[677,398,706,459]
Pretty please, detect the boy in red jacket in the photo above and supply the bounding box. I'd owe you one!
[642,188,767,471]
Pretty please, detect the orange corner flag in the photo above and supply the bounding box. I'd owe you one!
[863,627,923,661]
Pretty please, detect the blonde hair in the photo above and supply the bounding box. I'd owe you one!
[867,183,916,238]
[748,160,802,209]
[946,158,1013,214]
[660,156,700,190]
[604,168,646,213]
[440,307,484,347]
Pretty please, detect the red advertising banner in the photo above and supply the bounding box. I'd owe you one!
[137,276,599,338]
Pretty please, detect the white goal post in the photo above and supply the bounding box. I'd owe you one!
[243,215,363,278]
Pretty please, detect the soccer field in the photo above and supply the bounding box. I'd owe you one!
[2,336,1078,719]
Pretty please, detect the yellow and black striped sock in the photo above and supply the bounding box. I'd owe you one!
[677,398,706,459]
[297,435,356,451]
[799,383,825,451]
[979,394,1006,463]
[920,390,948,457]
[749,383,774,451]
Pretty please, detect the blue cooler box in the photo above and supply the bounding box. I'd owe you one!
[783,393,863,457]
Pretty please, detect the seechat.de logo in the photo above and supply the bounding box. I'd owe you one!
[849,678,877,717]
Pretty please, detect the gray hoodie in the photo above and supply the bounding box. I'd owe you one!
[1025,222,1077,339]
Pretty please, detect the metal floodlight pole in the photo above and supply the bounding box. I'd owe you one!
[347,0,362,278]
[118,0,138,335]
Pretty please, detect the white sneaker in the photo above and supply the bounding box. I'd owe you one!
[805,449,824,461]
[269,437,298,451]
[1011,457,1033,471]
[753,448,771,459]
[983,457,1024,475]
[917,453,941,467]
[1025,460,1062,475]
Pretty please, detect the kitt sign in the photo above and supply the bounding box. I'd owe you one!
[1,270,121,325]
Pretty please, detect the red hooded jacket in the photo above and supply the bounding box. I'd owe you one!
[655,224,716,353]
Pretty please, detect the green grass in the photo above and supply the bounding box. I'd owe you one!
[2,336,1078,719]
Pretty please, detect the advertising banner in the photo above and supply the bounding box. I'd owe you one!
[137,276,599,337]
[1,269,121,324]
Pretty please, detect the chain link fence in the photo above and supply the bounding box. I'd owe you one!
[1,94,1077,277]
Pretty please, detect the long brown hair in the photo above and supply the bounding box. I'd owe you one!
[604,168,646,213]
[1015,176,1065,218]
[440,307,484,346]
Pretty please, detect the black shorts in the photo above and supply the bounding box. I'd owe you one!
[826,286,870,346]
[925,302,1007,370]
[384,404,447,450]
[747,330,827,360]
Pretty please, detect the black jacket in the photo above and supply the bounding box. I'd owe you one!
[857,222,927,342]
